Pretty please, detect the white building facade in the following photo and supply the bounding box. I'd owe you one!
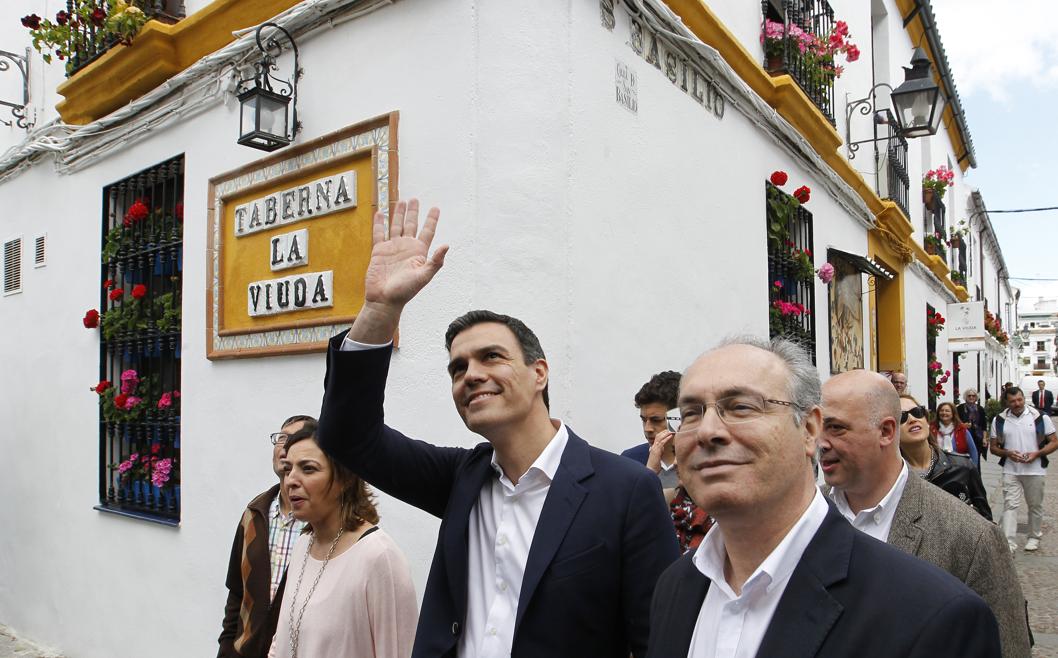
[0,0,1018,655]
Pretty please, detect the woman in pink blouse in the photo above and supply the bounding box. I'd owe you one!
[269,427,418,658]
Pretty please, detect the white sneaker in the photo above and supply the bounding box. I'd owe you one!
[1025,538,1040,552]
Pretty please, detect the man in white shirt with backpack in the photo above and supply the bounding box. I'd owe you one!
[990,386,1058,553]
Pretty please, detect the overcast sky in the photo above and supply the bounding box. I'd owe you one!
[930,0,1058,303]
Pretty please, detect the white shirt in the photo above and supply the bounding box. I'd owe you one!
[828,462,909,542]
[993,408,1055,476]
[686,489,829,658]
[936,423,956,453]
[459,424,569,658]
[339,336,567,657]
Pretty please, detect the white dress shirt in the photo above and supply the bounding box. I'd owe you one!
[686,489,829,658]
[993,408,1055,476]
[339,335,569,657]
[828,462,909,542]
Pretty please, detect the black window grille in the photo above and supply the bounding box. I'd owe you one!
[923,197,947,259]
[766,181,816,363]
[761,0,837,125]
[880,121,910,218]
[96,155,183,524]
[65,1,185,78]
[926,303,938,411]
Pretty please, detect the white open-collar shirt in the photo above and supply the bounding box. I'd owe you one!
[828,461,909,542]
[686,488,829,658]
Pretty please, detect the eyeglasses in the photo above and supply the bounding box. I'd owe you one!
[899,406,927,424]
[270,432,289,445]
[670,395,803,432]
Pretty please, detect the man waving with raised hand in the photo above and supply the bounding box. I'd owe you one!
[317,199,678,658]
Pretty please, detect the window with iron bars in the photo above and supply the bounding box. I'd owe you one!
[761,0,837,125]
[766,181,816,364]
[95,155,183,525]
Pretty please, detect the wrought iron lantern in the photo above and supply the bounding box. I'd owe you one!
[889,48,946,139]
[236,23,301,152]
[844,48,945,159]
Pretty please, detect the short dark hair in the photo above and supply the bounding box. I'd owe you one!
[634,370,681,409]
[1004,386,1024,400]
[445,310,549,408]
[281,414,317,430]
[285,426,379,528]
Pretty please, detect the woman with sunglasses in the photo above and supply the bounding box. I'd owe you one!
[899,395,992,520]
[931,401,979,465]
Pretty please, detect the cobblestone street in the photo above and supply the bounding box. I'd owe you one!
[980,455,1058,657]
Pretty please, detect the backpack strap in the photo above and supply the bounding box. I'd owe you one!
[1035,416,1049,469]
[996,415,1007,467]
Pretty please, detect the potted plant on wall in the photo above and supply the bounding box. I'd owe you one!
[950,270,965,287]
[922,165,954,206]
[924,232,947,259]
[20,1,152,75]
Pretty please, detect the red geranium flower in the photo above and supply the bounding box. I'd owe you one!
[55,10,69,25]
[113,394,129,409]
[83,309,100,328]
[770,171,788,186]
[175,203,184,223]
[93,380,112,394]
[21,14,41,29]
[90,7,107,26]
[793,186,811,204]
[123,200,149,227]
[103,279,114,290]
[131,284,147,299]
[109,288,124,301]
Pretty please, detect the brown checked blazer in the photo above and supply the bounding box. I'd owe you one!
[888,473,1032,658]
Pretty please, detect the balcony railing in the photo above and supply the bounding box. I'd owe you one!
[923,196,946,259]
[766,181,817,364]
[65,0,184,78]
[879,117,910,218]
[761,0,836,125]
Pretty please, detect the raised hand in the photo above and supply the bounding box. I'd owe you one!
[349,199,449,343]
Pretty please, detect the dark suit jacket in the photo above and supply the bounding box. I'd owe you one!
[956,402,988,443]
[1032,389,1054,414]
[620,442,650,465]
[317,335,679,658]
[889,473,1031,658]
[647,503,1001,657]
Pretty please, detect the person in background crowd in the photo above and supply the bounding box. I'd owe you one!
[991,386,1058,553]
[819,371,1030,658]
[646,336,1000,658]
[890,371,908,394]
[1001,382,1014,410]
[621,370,682,489]
[268,426,418,658]
[899,396,991,520]
[316,199,678,657]
[957,388,988,464]
[1032,379,1054,416]
[218,415,314,658]
[932,401,980,465]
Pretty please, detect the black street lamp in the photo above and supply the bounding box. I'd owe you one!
[236,23,301,152]
[844,48,946,159]
[889,48,946,139]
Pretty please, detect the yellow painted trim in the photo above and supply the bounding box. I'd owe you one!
[867,231,907,373]
[56,0,303,125]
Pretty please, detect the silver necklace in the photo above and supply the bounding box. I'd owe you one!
[288,527,345,658]
[916,449,937,479]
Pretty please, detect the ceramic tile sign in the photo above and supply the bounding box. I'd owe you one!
[234,171,355,237]
[247,271,333,317]
[206,113,398,359]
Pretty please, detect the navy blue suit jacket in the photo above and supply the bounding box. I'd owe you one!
[620,442,650,465]
[647,502,1001,657]
[318,334,679,658]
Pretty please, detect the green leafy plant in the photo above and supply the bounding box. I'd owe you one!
[21,1,151,75]
[154,291,181,332]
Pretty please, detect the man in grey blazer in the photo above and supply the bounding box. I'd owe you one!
[819,370,1031,658]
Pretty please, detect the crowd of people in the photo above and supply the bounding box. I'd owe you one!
[217,200,1057,658]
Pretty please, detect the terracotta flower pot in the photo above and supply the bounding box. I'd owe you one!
[766,53,786,74]
[922,187,936,207]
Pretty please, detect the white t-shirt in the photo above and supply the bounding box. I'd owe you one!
[992,408,1056,476]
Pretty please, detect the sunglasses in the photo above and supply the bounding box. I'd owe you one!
[900,406,927,424]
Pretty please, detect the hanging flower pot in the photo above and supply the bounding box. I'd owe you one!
[766,53,785,73]
[922,187,935,207]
